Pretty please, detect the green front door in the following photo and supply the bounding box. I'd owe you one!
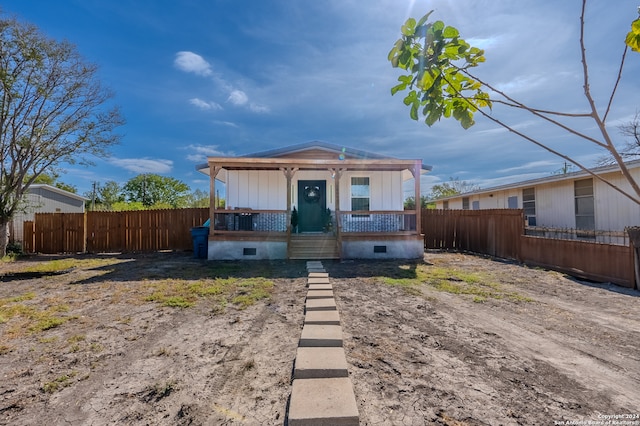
[298,180,326,232]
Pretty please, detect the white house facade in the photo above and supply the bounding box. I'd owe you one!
[197,142,431,260]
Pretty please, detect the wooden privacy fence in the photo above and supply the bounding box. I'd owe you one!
[422,209,636,289]
[24,208,209,254]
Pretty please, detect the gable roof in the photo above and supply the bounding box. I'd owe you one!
[27,184,88,201]
[196,140,432,177]
[436,159,640,201]
[242,141,389,160]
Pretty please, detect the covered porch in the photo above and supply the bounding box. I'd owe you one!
[200,156,427,260]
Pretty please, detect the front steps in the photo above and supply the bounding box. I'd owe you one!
[289,234,339,259]
[287,261,360,426]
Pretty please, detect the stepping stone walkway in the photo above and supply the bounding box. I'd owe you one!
[287,261,360,426]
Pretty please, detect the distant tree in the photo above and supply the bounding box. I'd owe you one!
[85,180,124,210]
[30,172,77,193]
[122,174,190,208]
[404,195,429,209]
[183,189,210,208]
[0,14,123,256]
[429,177,479,199]
[389,4,640,205]
[597,111,640,166]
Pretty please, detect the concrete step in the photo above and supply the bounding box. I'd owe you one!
[299,324,343,347]
[305,298,337,311]
[293,347,349,379]
[308,283,332,291]
[306,289,334,299]
[307,277,330,286]
[305,310,341,325]
[288,377,359,426]
[308,272,329,278]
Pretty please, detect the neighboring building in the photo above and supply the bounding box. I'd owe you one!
[433,160,640,244]
[196,141,431,260]
[10,184,87,244]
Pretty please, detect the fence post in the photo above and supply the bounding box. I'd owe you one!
[626,227,640,290]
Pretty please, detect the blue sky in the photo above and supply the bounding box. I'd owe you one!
[2,0,639,199]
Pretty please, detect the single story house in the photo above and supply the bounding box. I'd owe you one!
[10,184,87,245]
[433,160,640,244]
[196,141,431,260]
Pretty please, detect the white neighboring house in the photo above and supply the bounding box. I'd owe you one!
[433,160,640,244]
[10,184,87,245]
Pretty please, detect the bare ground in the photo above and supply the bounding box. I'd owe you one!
[1,251,639,425]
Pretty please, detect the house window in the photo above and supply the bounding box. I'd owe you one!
[443,200,449,210]
[574,179,595,230]
[507,196,518,209]
[462,197,470,210]
[351,177,370,212]
[472,200,480,210]
[522,187,536,226]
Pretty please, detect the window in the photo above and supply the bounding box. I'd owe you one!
[472,200,480,210]
[462,197,470,210]
[507,196,518,209]
[522,187,536,226]
[351,177,370,214]
[574,179,595,230]
[443,200,449,210]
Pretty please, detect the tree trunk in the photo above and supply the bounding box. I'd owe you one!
[0,220,9,258]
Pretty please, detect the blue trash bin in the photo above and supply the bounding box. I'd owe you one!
[190,226,209,259]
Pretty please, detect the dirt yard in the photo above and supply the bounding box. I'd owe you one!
[0,251,638,425]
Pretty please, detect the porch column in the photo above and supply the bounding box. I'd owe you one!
[209,164,223,237]
[330,168,346,259]
[412,161,422,235]
[281,167,298,258]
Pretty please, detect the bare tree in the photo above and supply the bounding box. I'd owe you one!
[0,15,123,255]
[389,2,640,204]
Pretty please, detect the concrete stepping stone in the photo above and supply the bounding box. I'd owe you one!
[305,298,337,311]
[307,268,326,274]
[308,272,329,278]
[305,310,341,325]
[294,347,349,379]
[288,377,359,426]
[299,324,343,347]
[307,277,330,286]
[308,283,332,291]
[306,261,324,269]
[306,289,334,299]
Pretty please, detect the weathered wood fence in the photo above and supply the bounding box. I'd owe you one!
[422,209,636,289]
[23,208,209,254]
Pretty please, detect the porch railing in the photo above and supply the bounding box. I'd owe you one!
[212,209,288,233]
[338,210,417,233]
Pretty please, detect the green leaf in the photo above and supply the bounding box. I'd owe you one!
[401,18,417,36]
[410,102,419,120]
[627,18,640,52]
[391,83,405,95]
[443,26,459,38]
[417,10,435,27]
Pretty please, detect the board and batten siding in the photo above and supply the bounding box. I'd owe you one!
[225,169,405,211]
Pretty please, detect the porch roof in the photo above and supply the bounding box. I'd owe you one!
[195,141,431,182]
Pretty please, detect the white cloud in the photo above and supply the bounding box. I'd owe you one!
[249,103,270,113]
[189,98,222,110]
[174,51,212,76]
[497,160,558,174]
[184,144,234,163]
[109,158,173,174]
[227,90,248,106]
